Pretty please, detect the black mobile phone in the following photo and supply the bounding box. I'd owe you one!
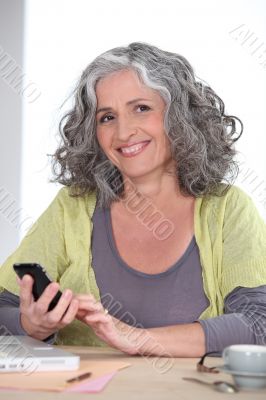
[13,263,62,311]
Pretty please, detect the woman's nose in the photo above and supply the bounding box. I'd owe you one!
[116,116,137,141]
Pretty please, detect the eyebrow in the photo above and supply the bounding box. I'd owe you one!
[96,98,151,115]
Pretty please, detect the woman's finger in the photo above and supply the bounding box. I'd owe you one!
[84,312,111,325]
[76,303,107,321]
[76,309,89,320]
[46,289,73,324]
[59,298,79,326]
[77,299,103,313]
[19,274,34,310]
[75,293,96,302]
[34,282,60,315]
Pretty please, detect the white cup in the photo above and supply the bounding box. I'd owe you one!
[223,345,266,373]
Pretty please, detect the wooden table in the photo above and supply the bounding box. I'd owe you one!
[1,346,266,399]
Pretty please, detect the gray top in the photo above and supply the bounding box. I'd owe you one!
[92,205,210,327]
[91,205,266,351]
[1,204,266,352]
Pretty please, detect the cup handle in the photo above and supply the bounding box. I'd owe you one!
[222,347,230,365]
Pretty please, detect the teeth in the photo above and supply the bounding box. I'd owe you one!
[120,142,148,154]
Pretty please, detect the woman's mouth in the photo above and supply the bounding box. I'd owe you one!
[117,141,151,158]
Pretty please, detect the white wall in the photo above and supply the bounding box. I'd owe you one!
[0,0,24,263]
[1,0,266,263]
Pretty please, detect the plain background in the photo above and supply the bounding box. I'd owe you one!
[0,0,266,263]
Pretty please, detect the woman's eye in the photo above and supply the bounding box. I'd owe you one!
[98,105,150,124]
[136,104,150,112]
[99,115,114,124]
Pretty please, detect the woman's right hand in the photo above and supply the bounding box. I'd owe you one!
[18,274,79,340]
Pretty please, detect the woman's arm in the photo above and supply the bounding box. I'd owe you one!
[75,294,205,357]
[199,285,266,352]
[114,285,266,356]
[0,290,28,336]
[0,288,59,343]
[0,288,60,343]
[134,321,205,357]
[76,285,266,357]
[0,274,78,343]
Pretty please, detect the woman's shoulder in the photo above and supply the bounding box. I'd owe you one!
[53,186,97,215]
[220,183,255,211]
[197,183,255,223]
[204,183,252,206]
[55,186,97,202]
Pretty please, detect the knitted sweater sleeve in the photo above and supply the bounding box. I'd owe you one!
[221,185,266,299]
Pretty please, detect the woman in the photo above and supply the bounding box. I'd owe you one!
[1,42,266,358]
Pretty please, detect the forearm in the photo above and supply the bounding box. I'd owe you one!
[124,321,205,358]
[116,285,266,357]
[0,306,28,336]
[0,290,27,335]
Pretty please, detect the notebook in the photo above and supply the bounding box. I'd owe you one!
[0,335,80,372]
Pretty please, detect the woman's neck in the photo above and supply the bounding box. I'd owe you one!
[121,170,192,215]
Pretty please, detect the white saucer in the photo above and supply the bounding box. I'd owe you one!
[218,365,266,389]
[219,365,266,377]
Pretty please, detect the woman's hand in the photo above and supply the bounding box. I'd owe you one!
[75,294,141,355]
[18,274,79,340]
[76,294,206,358]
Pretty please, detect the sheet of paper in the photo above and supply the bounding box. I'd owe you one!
[0,360,130,391]
[64,371,117,393]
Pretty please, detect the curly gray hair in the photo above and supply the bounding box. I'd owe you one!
[50,42,243,207]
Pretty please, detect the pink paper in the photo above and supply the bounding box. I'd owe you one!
[64,371,117,393]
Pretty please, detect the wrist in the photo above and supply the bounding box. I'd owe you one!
[112,318,144,355]
[123,326,151,355]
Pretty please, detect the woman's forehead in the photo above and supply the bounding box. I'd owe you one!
[95,69,162,104]
[96,69,143,91]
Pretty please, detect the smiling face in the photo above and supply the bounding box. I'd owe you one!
[95,69,174,182]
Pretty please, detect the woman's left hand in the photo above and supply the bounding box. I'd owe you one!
[75,294,140,355]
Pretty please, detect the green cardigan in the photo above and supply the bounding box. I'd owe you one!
[1,183,266,346]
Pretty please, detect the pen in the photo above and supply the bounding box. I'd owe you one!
[66,371,92,383]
